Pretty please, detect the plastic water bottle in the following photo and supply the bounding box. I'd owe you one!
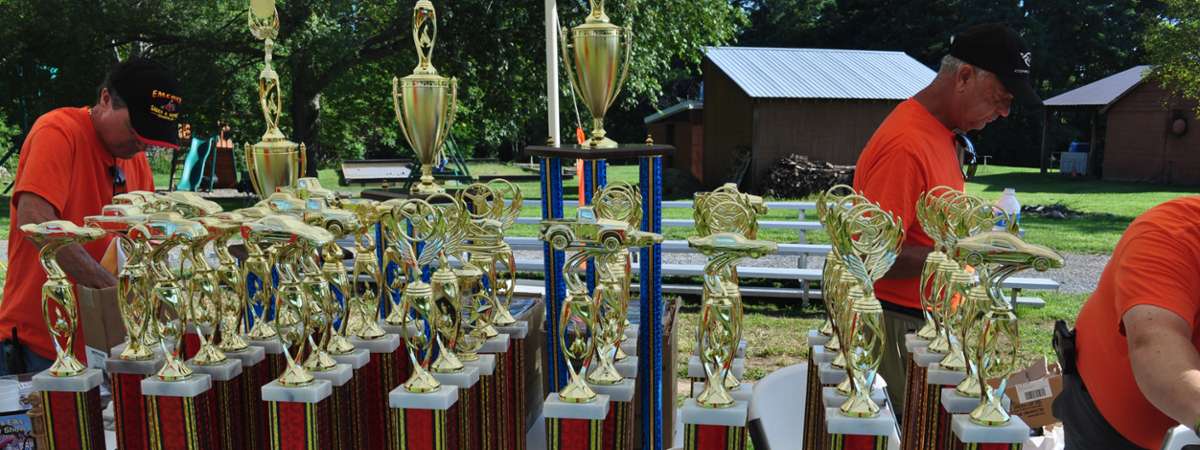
[994,188,1021,231]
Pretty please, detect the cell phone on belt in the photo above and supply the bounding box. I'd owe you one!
[1052,319,1077,375]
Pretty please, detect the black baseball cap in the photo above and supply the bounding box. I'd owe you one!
[950,23,1042,107]
[108,58,183,149]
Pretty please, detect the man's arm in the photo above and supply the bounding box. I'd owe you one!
[1124,304,1200,429]
[882,241,933,280]
[16,193,116,289]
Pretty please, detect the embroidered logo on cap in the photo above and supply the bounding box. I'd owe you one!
[150,90,182,121]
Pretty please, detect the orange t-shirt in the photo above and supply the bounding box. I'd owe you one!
[1076,196,1200,449]
[852,98,964,310]
[0,107,155,361]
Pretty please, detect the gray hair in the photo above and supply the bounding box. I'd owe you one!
[939,54,993,79]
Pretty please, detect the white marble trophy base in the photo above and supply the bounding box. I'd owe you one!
[913,346,949,368]
[247,337,284,355]
[187,358,243,382]
[951,414,1030,444]
[331,348,370,370]
[620,338,637,357]
[106,354,164,376]
[262,379,333,404]
[681,398,749,428]
[587,378,636,403]
[480,334,510,354]
[687,356,745,380]
[940,388,1011,414]
[807,329,832,347]
[390,384,459,410]
[33,368,104,392]
[615,356,638,379]
[825,405,896,437]
[817,362,849,386]
[463,354,497,377]
[927,364,967,386]
[141,374,213,398]
[349,334,402,354]
[822,385,888,408]
[543,393,610,420]
[224,345,267,367]
[311,363,353,387]
[433,365,481,390]
[380,321,420,338]
[693,381,754,403]
[811,345,836,364]
[905,333,930,354]
[495,321,529,339]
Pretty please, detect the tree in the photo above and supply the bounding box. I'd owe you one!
[1145,0,1200,112]
[0,0,746,172]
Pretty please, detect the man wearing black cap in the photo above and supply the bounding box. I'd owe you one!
[0,58,181,375]
[851,23,1041,414]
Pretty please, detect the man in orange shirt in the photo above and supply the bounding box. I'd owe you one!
[1053,196,1200,449]
[852,23,1040,412]
[0,58,180,375]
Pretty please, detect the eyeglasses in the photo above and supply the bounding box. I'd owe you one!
[109,165,127,194]
[954,133,977,180]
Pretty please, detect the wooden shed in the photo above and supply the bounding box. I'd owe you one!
[698,47,934,191]
[1043,66,1200,184]
[645,100,704,182]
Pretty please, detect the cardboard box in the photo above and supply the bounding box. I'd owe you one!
[997,357,1063,429]
[76,285,126,358]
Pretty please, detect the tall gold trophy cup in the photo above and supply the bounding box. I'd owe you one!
[560,0,633,148]
[246,0,305,197]
[393,0,458,195]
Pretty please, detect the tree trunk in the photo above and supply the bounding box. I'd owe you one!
[290,60,321,178]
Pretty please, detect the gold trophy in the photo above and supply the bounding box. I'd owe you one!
[814,185,863,358]
[453,260,489,362]
[242,222,278,340]
[143,214,210,381]
[245,216,334,385]
[84,209,158,360]
[456,184,509,337]
[688,232,777,408]
[184,221,226,365]
[558,253,600,403]
[320,231,356,355]
[400,279,441,392]
[592,181,643,359]
[560,0,633,148]
[341,199,388,340]
[393,0,458,195]
[429,253,464,373]
[825,200,904,418]
[953,229,1064,425]
[300,245,338,372]
[380,198,441,326]
[208,213,251,353]
[246,0,306,197]
[22,221,106,376]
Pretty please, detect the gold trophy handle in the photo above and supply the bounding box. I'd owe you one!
[298,142,307,180]
[391,77,418,159]
[244,143,263,199]
[436,78,459,164]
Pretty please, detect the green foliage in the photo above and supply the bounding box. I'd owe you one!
[1145,0,1200,113]
[0,0,744,169]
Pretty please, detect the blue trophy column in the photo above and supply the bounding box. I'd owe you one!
[540,156,569,392]
[638,155,664,450]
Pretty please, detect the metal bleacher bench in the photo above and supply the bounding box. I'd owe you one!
[503,235,1060,308]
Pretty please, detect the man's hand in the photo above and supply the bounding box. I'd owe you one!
[16,193,117,289]
[882,241,934,280]
[1124,304,1200,430]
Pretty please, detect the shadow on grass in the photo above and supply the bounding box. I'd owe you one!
[676,295,826,320]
